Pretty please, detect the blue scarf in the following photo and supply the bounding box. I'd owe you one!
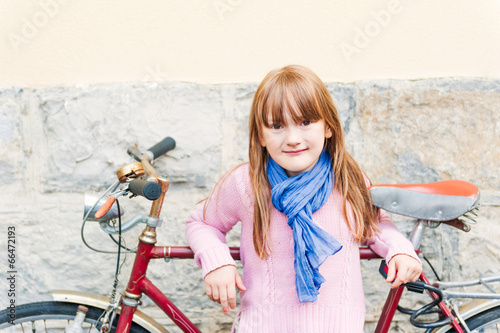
[267,150,343,302]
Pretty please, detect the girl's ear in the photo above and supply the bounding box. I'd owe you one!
[325,126,333,139]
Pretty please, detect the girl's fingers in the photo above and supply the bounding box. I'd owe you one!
[205,284,213,302]
[386,259,396,284]
[211,285,220,303]
[227,283,237,311]
[235,272,246,291]
[391,266,408,289]
[388,255,423,288]
[219,287,229,314]
[204,266,245,314]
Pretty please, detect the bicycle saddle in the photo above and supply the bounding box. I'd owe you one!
[369,180,480,221]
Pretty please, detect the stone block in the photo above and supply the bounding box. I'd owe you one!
[0,78,498,332]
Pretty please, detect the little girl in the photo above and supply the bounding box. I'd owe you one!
[186,65,422,332]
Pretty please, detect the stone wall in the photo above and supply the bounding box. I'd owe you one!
[0,79,499,332]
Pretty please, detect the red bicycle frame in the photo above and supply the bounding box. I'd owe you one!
[115,241,464,333]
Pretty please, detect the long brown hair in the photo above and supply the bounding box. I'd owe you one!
[249,65,379,258]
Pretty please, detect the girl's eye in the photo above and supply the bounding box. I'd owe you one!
[302,120,312,126]
[270,124,282,130]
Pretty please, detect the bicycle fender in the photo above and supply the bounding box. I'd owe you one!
[51,290,168,333]
[431,299,500,333]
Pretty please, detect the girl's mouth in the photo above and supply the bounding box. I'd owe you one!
[284,149,307,155]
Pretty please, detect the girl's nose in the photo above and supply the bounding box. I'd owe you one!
[285,127,301,146]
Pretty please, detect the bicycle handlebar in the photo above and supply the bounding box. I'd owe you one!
[146,137,176,160]
[127,137,176,166]
[128,179,161,200]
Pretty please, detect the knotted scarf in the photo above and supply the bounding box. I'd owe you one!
[267,150,343,302]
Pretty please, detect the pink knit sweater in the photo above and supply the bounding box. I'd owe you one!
[186,164,419,332]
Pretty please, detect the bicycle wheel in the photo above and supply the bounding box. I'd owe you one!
[0,301,151,333]
[445,305,500,332]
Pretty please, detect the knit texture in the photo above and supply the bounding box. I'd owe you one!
[186,163,419,333]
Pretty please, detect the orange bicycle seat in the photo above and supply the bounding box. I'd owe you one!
[369,180,480,221]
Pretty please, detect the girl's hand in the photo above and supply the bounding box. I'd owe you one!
[204,265,246,314]
[386,254,422,289]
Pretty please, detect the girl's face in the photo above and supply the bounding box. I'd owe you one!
[259,111,332,177]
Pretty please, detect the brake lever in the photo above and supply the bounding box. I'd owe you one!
[127,145,143,162]
[94,189,129,220]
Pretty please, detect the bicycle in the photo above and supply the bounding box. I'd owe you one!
[1,137,499,333]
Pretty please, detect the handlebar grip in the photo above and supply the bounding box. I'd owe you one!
[95,197,116,220]
[128,179,162,200]
[146,137,176,160]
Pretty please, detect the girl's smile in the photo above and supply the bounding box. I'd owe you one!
[284,148,308,155]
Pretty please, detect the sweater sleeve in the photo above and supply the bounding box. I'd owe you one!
[185,165,247,278]
[364,209,421,264]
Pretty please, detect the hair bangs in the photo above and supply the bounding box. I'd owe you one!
[261,76,323,128]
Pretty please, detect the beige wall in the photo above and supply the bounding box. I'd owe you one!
[2,0,500,87]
